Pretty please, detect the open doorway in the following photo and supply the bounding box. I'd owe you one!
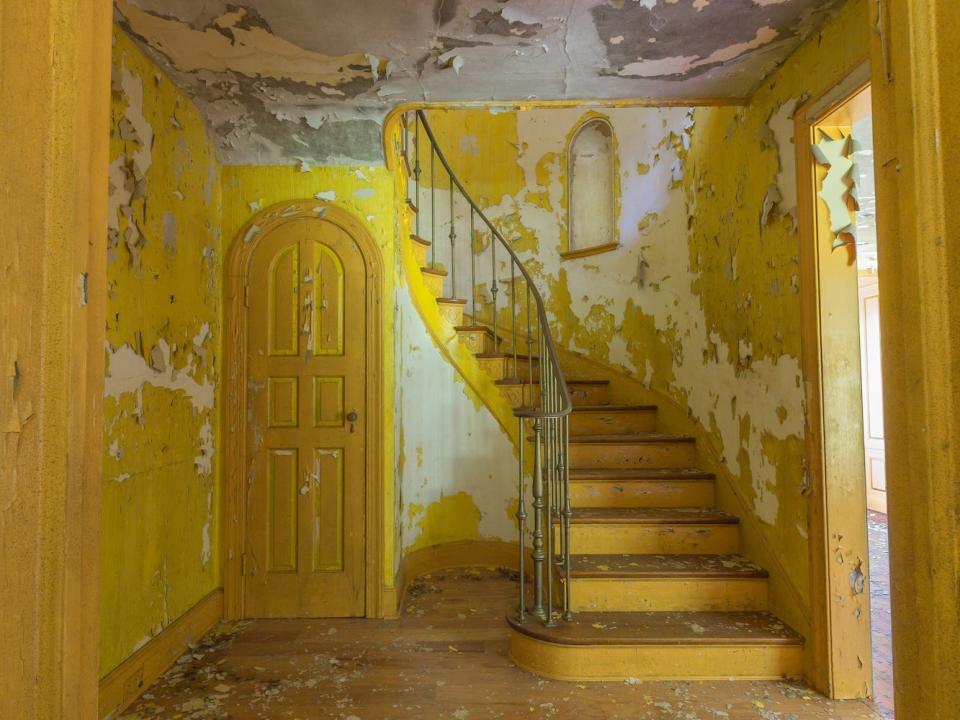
[818,84,893,719]
[799,76,893,717]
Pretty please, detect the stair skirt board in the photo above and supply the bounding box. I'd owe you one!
[508,631,803,682]
[563,577,768,612]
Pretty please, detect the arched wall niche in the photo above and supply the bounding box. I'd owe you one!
[564,115,619,259]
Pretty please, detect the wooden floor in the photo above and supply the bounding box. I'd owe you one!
[122,569,885,719]
[868,511,895,719]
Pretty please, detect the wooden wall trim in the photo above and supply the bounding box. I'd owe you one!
[98,590,223,719]
[795,67,874,698]
[0,1,112,718]
[222,200,386,620]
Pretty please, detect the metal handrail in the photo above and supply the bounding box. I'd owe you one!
[414,111,573,421]
[403,109,574,626]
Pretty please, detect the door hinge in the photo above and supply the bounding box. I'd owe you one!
[244,285,251,307]
[241,552,249,576]
[876,0,893,82]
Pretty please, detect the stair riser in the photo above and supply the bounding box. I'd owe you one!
[570,410,657,435]
[421,271,446,298]
[457,330,496,354]
[412,242,428,268]
[562,523,739,554]
[568,384,609,406]
[475,357,540,382]
[565,578,768,612]
[437,302,465,326]
[501,384,608,409]
[509,633,802,682]
[476,357,507,380]
[511,357,540,380]
[570,442,697,469]
[570,480,715,508]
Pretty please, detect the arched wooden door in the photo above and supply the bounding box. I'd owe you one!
[244,216,366,617]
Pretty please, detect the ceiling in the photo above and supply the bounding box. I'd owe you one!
[115,0,849,165]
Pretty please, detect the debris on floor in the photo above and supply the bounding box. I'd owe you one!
[121,568,883,719]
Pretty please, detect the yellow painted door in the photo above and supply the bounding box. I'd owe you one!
[858,273,887,514]
[245,218,366,617]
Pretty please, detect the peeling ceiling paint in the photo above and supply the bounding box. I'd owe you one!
[116,0,848,164]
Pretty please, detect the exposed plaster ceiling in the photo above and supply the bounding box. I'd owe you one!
[115,0,848,165]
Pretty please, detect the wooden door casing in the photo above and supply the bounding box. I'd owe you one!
[244,217,367,617]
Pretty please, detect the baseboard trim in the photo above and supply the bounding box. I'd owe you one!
[99,588,223,719]
[395,540,521,614]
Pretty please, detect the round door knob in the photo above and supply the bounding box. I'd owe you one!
[346,411,359,422]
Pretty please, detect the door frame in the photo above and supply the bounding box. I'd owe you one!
[795,63,874,697]
[223,200,385,620]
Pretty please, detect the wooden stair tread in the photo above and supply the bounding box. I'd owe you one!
[508,611,801,646]
[573,404,657,413]
[567,507,739,524]
[475,352,539,362]
[569,467,715,481]
[455,324,496,335]
[406,199,419,213]
[410,233,430,246]
[436,297,467,304]
[420,265,447,276]
[568,554,767,579]
[570,433,695,444]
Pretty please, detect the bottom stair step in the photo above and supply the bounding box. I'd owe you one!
[507,610,803,682]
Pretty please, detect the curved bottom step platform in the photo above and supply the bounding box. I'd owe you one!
[507,610,803,682]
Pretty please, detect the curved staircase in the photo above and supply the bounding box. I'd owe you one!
[395,109,803,684]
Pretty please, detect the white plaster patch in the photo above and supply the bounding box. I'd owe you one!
[768,97,799,227]
[201,489,213,566]
[104,341,215,412]
[459,134,481,156]
[194,418,215,475]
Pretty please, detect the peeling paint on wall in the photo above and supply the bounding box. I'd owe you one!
[101,29,223,679]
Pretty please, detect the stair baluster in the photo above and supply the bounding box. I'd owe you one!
[510,264,517,379]
[516,415,527,624]
[490,229,498,349]
[448,175,456,298]
[430,144,436,267]
[413,116,421,238]
[470,209,476,320]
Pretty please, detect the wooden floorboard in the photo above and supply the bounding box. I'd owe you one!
[120,568,883,719]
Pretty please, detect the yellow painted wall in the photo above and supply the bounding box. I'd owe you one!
[100,30,223,677]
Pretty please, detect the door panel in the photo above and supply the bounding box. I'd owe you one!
[245,218,366,617]
[858,274,887,514]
